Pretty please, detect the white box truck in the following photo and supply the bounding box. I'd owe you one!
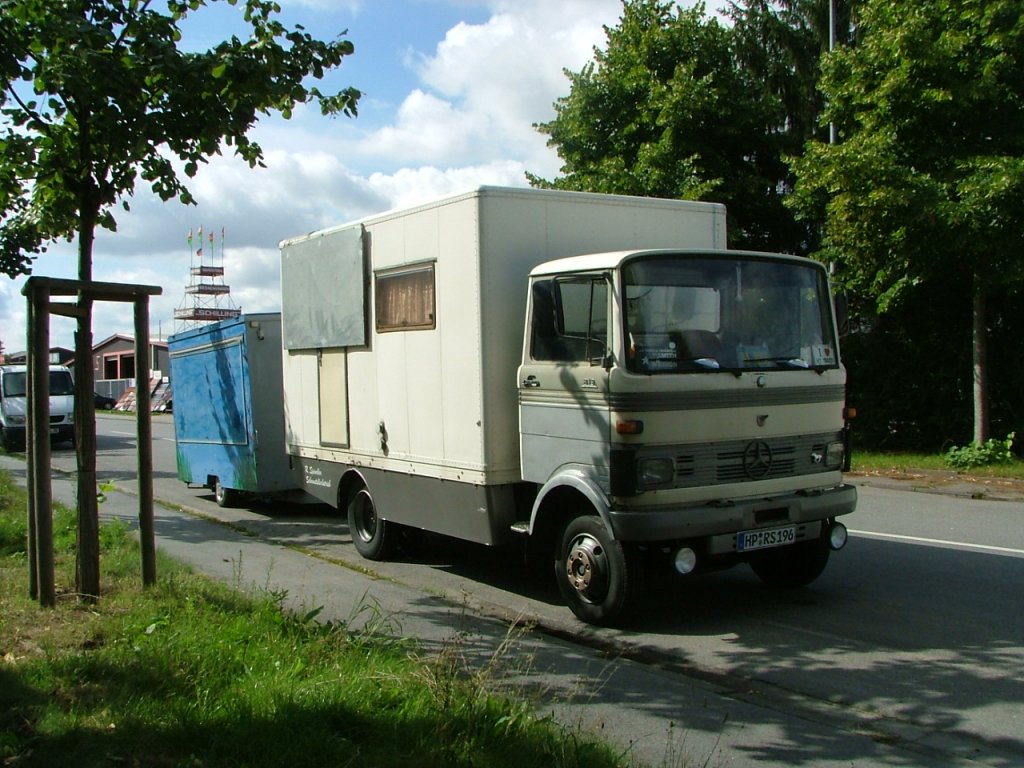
[280,186,855,625]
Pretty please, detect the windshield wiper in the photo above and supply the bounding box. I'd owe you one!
[744,356,811,369]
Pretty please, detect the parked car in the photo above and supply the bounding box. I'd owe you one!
[94,392,117,410]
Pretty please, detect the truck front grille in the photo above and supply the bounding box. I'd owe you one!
[668,433,839,488]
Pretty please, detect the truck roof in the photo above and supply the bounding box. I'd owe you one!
[529,248,817,277]
[0,364,71,373]
[278,185,727,249]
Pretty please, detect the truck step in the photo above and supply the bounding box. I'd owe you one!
[510,521,530,535]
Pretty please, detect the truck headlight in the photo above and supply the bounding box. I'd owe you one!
[8,415,26,426]
[638,457,675,487]
[825,441,845,469]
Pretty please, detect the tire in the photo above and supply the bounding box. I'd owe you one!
[555,514,640,626]
[214,479,241,508]
[749,531,831,587]
[347,487,398,561]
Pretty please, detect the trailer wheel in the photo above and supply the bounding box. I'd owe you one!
[555,514,639,626]
[213,479,240,508]
[750,533,831,587]
[347,487,398,561]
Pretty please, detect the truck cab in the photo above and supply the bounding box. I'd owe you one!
[0,364,76,451]
[519,249,856,624]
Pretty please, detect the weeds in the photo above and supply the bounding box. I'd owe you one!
[944,432,1016,470]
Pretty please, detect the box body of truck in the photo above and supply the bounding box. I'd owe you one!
[168,313,292,506]
[280,185,854,624]
[0,364,75,450]
[280,186,726,533]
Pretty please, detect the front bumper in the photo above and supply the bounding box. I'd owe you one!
[608,483,857,543]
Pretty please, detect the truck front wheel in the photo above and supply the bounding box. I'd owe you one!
[749,533,831,587]
[347,487,398,561]
[555,515,640,626]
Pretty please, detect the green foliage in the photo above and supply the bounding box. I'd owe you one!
[789,0,1024,309]
[0,0,360,277]
[944,432,1016,469]
[789,0,1024,445]
[532,0,848,252]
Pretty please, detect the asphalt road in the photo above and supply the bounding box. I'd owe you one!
[23,413,1024,767]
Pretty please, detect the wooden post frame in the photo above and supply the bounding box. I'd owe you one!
[22,277,162,606]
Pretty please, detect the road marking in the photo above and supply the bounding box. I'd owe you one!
[850,529,1024,557]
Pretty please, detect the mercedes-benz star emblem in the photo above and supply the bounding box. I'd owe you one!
[743,440,773,479]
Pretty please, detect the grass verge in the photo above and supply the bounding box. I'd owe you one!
[851,450,1024,481]
[0,469,624,768]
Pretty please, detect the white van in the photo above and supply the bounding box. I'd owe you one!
[0,364,75,450]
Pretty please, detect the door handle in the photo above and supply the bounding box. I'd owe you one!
[521,375,540,388]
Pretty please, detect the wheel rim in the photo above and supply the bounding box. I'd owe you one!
[565,532,609,604]
[351,490,377,543]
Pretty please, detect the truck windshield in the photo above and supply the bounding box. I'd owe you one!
[622,254,837,374]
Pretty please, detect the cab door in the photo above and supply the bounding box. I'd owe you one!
[518,273,612,485]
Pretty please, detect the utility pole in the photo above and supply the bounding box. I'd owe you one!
[829,0,837,146]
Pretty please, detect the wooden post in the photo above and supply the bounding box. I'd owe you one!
[28,286,55,608]
[134,298,157,586]
[25,292,37,600]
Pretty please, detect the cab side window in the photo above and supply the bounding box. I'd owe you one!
[530,277,607,364]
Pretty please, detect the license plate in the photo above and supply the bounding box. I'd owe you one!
[49,427,59,435]
[737,525,796,552]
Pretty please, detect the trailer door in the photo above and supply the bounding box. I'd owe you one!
[518,274,611,485]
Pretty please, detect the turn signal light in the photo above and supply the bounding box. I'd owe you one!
[616,420,644,435]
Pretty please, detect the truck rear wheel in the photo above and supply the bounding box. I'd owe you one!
[347,487,398,561]
[555,514,639,626]
[750,533,831,587]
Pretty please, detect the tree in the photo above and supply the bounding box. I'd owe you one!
[531,0,841,252]
[0,0,360,599]
[789,0,1024,444]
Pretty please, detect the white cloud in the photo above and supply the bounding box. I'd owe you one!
[1,1,624,353]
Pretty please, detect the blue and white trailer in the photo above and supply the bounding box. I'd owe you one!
[168,313,293,506]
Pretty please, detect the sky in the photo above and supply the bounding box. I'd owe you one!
[0,0,644,355]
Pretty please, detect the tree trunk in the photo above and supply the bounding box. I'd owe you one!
[972,275,988,445]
